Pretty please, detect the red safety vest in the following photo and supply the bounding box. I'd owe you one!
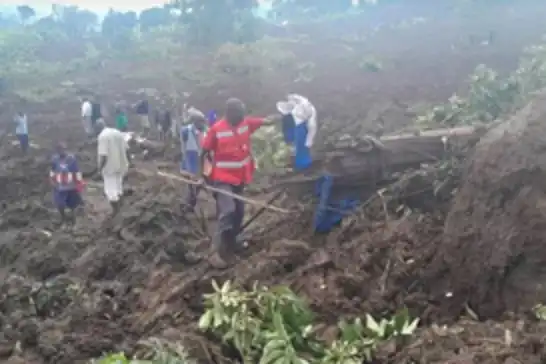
[209,119,254,185]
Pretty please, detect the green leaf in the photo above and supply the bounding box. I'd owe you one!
[221,280,231,294]
[211,279,220,291]
[272,312,288,338]
[401,318,420,335]
[263,339,286,353]
[365,314,380,334]
[392,308,409,332]
[339,319,362,342]
[260,346,285,364]
[212,306,225,328]
[292,357,310,364]
[198,310,214,331]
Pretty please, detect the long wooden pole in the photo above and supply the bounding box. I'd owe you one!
[137,169,291,214]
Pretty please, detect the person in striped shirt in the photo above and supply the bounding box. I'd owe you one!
[50,143,84,227]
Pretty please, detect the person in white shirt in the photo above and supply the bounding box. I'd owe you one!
[81,98,93,136]
[276,93,317,170]
[13,112,29,154]
[96,120,131,215]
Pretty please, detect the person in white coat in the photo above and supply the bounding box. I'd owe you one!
[96,120,131,215]
[276,93,317,170]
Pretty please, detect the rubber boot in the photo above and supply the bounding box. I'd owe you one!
[66,210,76,230]
[57,208,67,230]
[209,232,233,269]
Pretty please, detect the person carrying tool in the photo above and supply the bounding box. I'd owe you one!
[200,98,278,268]
[13,111,29,154]
[276,94,317,171]
[180,107,207,211]
[96,120,131,216]
[50,142,84,228]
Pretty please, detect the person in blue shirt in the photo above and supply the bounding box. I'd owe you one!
[50,143,84,227]
[180,107,207,211]
[13,112,29,154]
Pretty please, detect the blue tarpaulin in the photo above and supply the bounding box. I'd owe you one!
[281,118,358,232]
[313,174,360,233]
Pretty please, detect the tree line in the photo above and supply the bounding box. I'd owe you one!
[0,0,395,46]
[0,0,514,47]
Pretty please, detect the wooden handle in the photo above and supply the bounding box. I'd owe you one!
[138,169,291,214]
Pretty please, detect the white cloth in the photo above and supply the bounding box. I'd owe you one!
[187,107,205,119]
[277,94,317,147]
[102,173,123,202]
[97,127,129,175]
[81,101,92,118]
[14,114,28,135]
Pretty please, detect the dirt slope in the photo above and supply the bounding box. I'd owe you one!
[3,7,546,363]
[431,91,546,319]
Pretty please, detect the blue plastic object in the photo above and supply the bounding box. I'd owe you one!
[207,110,217,126]
[313,174,359,233]
[282,114,312,171]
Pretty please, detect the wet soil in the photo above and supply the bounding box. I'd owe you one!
[2,8,546,364]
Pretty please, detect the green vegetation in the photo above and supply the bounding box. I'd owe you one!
[91,281,418,363]
[91,339,196,363]
[416,37,546,127]
[198,280,418,364]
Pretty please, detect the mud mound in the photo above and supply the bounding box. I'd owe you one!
[430,91,546,318]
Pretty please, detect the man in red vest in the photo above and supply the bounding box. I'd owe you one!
[201,98,278,268]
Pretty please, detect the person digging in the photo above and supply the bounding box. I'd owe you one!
[200,98,280,269]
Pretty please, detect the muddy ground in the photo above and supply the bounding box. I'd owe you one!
[3,5,546,364]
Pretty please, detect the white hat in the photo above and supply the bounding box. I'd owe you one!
[276,101,294,115]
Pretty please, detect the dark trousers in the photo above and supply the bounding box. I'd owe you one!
[186,184,203,208]
[16,134,28,153]
[213,182,245,251]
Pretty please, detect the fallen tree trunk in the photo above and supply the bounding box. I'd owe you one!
[275,125,486,189]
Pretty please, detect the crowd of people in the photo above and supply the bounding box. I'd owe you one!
[14,93,362,269]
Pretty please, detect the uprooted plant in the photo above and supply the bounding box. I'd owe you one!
[198,280,419,363]
[416,36,546,127]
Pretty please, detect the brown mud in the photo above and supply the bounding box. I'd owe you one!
[3,8,546,364]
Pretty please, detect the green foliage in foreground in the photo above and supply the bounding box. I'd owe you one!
[91,339,196,364]
[198,280,418,364]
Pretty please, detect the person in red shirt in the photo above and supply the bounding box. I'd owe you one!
[200,98,278,268]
